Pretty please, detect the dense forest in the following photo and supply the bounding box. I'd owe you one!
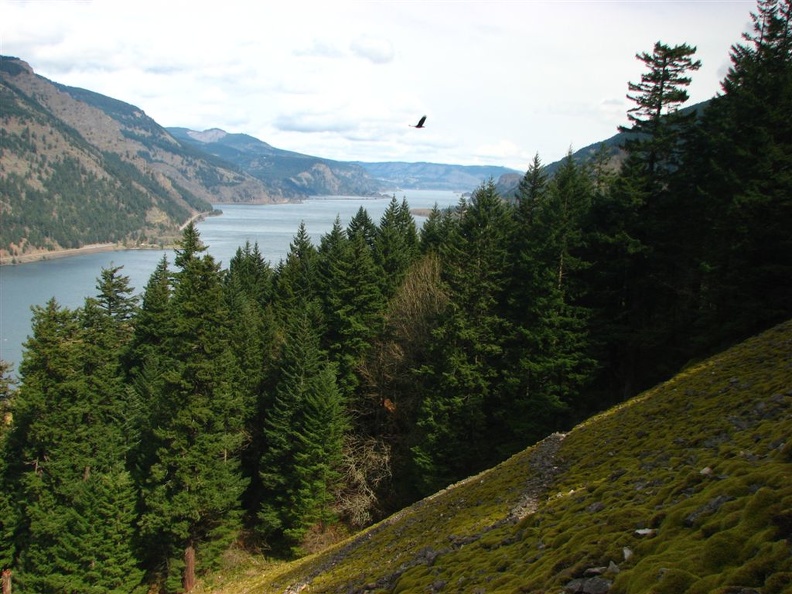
[1,1,790,592]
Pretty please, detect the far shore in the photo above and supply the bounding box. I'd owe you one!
[1,210,220,267]
[0,243,171,267]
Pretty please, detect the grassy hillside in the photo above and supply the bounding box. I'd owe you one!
[196,319,792,593]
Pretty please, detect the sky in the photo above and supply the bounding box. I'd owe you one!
[2,0,755,171]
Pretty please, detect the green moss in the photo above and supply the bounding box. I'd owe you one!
[655,568,701,593]
[614,563,700,594]
[685,573,724,594]
[192,321,792,594]
[764,571,792,594]
[701,531,742,571]
[741,487,779,531]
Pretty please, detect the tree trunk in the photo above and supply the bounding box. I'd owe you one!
[2,568,11,594]
[183,545,196,593]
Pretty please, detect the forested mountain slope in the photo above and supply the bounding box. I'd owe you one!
[197,319,792,594]
[0,56,277,261]
[0,1,790,592]
[168,127,385,198]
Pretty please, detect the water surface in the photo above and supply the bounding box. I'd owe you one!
[0,191,460,373]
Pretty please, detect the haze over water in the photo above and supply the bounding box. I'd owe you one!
[0,191,461,373]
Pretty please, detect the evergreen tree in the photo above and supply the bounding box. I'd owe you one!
[224,241,275,402]
[508,153,596,432]
[274,221,320,313]
[374,197,420,298]
[619,41,702,181]
[317,218,385,400]
[126,256,173,492]
[127,255,172,376]
[514,153,549,226]
[347,206,378,249]
[419,202,456,254]
[692,0,792,345]
[585,40,702,400]
[46,468,143,594]
[95,264,139,330]
[138,226,248,591]
[226,241,273,307]
[316,216,351,349]
[224,242,280,519]
[412,181,514,492]
[4,295,143,593]
[259,308,347,554]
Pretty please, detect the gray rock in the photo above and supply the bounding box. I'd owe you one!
[623,547,634,561]
[563,577,612,593]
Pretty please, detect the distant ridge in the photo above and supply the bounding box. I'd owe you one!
[168,127,384,198]
[353,160,521,192]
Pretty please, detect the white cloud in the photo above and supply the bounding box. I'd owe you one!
[350,36,394,64]
[0,0,756,170]
[294,40,346,60]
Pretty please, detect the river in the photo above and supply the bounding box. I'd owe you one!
[0,190,462,375]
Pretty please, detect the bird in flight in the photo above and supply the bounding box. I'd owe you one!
[410,115,427,128]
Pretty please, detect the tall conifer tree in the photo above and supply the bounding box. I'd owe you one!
[693,0,792,344]
[259,308,346,554]
[508,153,595,434]
[138,224,248,591]
[374,197,419,298]
[4,290,144,593]
[620,41,701,181]
[587,40,702,399]
[274,222,320,314]
[412,181,514,492]
[225,242,279,517]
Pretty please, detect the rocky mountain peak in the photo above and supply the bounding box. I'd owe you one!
[0,55,34,76]
[186,128,228,143]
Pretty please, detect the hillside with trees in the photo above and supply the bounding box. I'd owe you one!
[0,0,790,592]
[0,57,279,262]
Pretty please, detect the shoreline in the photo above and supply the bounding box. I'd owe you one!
[0,243,170,267]
[1,210,218,267]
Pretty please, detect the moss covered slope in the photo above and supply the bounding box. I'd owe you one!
[202,320,792,594]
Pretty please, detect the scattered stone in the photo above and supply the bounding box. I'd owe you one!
[609,468,627,481]
[584,562,620,576]
[700,466,713,476]
[509,432,567,521]
[563,577,612,593]
[419,547,440,566]
[623,547,634,561]
[587,501,605,513]
[635,528,656,537]
[684,495,734,527]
